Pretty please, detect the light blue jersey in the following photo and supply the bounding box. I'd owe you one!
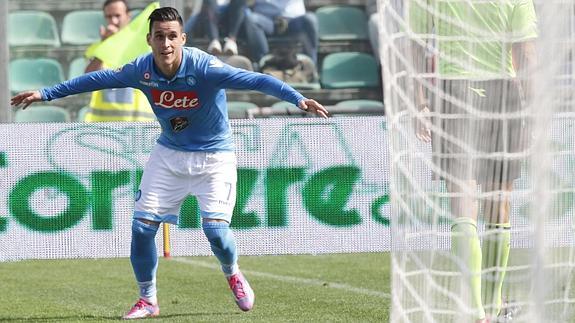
[41,47,305,151]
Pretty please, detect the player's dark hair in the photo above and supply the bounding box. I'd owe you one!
[102,0,129,12]
[148,7,183,33]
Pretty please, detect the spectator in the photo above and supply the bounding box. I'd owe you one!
[243,0,318,66]
[186,0,247,56]
[84,0,155,122]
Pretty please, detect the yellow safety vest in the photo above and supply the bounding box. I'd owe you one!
[83,45,155,122]
[85,87,156,122]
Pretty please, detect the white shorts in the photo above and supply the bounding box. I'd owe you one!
[134,144,237,224]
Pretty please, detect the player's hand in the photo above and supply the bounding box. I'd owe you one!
[299,99,329,119]
[415,106,432,142]
[100,24,119,40]
[11,90,42,110]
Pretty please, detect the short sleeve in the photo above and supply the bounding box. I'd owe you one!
[409,0,432,35]
[510,0,538,41]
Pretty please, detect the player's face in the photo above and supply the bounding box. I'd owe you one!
[147,21,187,73]
[103,1,130,29]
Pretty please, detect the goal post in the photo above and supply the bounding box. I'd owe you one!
[379,0,575,322]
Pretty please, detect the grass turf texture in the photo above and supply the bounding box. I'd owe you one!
[0,253,389,322]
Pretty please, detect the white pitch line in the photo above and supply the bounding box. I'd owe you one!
[172,257,391,299]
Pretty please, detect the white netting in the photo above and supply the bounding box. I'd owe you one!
[381,0,575,322]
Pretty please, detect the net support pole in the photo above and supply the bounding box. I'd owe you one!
[163,223,171,258]
[527,2,556,320]
[0,0,10,123]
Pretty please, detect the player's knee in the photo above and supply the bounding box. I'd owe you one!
[202,221,233,250]
[209,236,226,250]
[452,217,478,233]
[204,229,227,250]
[132,218,160,238]
[202,218,228,223]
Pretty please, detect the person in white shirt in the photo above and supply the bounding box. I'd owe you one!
[186,0,247,56]
[243,0,318,65]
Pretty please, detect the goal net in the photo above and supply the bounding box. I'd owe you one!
[379,0,575,322]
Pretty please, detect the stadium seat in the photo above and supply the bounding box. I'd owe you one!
[316,6,369,41]
[68,57,88,80]
[76,106,90,122]
[258,53,320,90]
[271,101,308,117]
[129,9,143,19]
[228,101,258,119]
[61,10,106,45]
[8,11,60,47]
[222,55,254,71]
[14,105,71,123]
[334,99,385,116]
[320,52,380,89]
[9,58,65,93]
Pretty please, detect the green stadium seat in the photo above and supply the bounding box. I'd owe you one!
[14,105,71,123]
[129,9,143,19]
[9,11,60,47]
[320,52,380,89]
[61,10,106,45]
[271,101,308,117]
[9,58,65,93]
[68,57,88,80]
[259,53,320,90]
[228,101,258,119]
[316,6,369,41]
[76,106,90,122]
[223,55,254,71]
[334,99,385,116]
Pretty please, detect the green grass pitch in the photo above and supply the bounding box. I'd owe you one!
[0,253,390,322]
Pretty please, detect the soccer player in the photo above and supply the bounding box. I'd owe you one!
[410,1,537,322]
[11,6,328,320]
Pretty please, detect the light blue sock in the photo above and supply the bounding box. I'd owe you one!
[130,219,159,302]
[202,221,239,276]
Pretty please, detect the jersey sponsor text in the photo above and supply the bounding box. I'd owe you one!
[151,89,200,109]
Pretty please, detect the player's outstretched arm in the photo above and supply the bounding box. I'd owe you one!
[10,90,42,110]
[299,99,329,119]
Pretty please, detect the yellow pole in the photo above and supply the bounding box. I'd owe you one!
[163,223,171,258]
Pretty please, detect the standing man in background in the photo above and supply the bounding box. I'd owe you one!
[411,1,537,322]
[84,0,156,122]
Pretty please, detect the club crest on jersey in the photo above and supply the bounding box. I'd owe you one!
[186,76,197,86]
[143,72,151,80]
[151,89,200,109]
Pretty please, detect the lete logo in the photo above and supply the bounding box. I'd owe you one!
[151,89,200,109]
